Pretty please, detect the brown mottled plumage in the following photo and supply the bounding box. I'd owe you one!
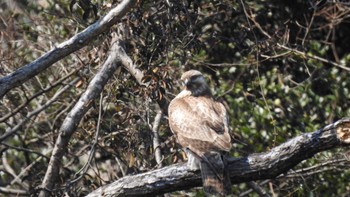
[168,70,232,196]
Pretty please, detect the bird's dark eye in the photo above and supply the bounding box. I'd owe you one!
[190,75,200,81]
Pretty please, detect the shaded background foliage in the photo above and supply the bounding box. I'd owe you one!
[0,0,350,196]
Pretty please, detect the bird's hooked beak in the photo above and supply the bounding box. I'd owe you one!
[183,78,189,86]
[180,77,189,87]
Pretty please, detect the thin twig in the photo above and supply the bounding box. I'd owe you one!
[302,5,317,46]
[279,158,349,179]
[0,68,80,123]
[0,187,28,196]
[1,142,49,159]
[276,43,350,72]
[10,154,49,188]
[152,108,163,168]
[239,180,271,197]
[245,5,350,72]
[0,77,80,142]
[2,153,20,185]
[69,92,103,185]
[239,0,277,145]
[247,181,271,197]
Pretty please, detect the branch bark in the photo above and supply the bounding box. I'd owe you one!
[86,118,350,196]
[0,0,137,99]
[152,109,163,167]
[38,33,131,197]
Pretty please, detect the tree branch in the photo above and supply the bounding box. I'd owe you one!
[38,33,130,197]
[86,118,350,196]
[152,109,163,168]
[0,0,137,99]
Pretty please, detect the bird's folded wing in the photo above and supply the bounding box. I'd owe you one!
[168,96,231,152]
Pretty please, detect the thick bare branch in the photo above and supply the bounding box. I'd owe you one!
[0,0,137,99]
[86,118,350,196]
[38,34,128,197]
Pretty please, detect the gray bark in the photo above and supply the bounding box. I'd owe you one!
[86,118,350,196]
[39,33,130,197]
[0,0,136,99]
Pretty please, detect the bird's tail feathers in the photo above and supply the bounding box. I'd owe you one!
[200,152,231,196]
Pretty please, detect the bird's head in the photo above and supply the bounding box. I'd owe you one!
[180,70,212,97]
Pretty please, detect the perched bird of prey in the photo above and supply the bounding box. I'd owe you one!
[168,70,232,196]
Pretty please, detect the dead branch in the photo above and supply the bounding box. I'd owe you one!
[0,0,137,99]
[86,118,350,196]
[0,187,28,196]
[152,109,163,168]
[38,33,130,197]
